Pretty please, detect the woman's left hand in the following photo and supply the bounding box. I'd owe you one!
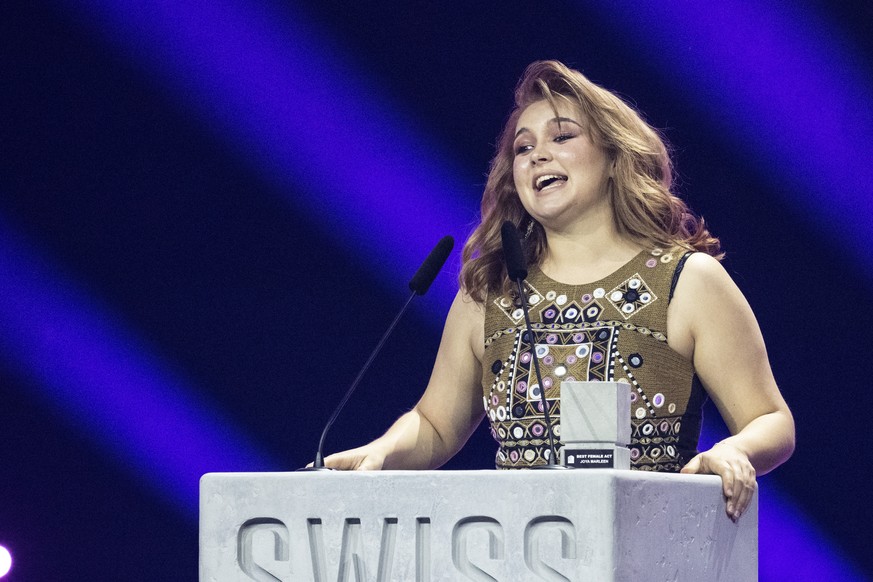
[681,441,756,522]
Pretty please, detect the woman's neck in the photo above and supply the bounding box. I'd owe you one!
[539,222,642,285]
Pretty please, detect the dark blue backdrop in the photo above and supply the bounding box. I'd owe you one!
[2,1,872,580]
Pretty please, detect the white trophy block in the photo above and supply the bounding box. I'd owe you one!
[560,381,631,469]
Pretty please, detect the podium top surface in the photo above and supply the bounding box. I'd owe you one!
[201,468,722,484]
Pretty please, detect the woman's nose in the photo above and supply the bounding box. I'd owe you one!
[530,145,551,164]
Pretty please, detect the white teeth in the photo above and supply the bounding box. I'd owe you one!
[535,174,567,191]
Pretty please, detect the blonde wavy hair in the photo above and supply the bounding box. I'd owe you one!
[460,60,722,302]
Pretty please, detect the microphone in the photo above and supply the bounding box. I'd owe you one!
[409,236,454,295]
[301,236,455,470]
[500,221,564,468]
[501,221,528,281]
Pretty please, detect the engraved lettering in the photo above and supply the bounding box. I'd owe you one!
[307,518,327,582]
[334,517,398,582]
[452,516,505,581]
[416,517,431,582]
[376,518,398,581]
[238,518,289,582]
[235,514,582,581]
[524,516,577,581]
[337,518,367,581]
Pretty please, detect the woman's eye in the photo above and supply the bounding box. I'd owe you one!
[555,133,575,143]
[514,144,532,155]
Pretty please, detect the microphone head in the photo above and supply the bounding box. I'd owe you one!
[408,236,454,295]
[501,221,528,281]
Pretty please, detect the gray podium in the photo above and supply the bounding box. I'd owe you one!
[200,470,756,581]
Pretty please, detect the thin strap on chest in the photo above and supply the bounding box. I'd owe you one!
[668,251,695,303]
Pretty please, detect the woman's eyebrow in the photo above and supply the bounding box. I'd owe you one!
[514,127,531,139]
[515,117,584,138]
[550,116,583,129]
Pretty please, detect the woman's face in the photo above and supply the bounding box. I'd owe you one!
[511,99,612,231]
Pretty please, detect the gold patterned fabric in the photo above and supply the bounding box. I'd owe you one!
[481,248,706,471]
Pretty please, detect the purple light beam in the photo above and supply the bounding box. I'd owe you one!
[759,486,869,581]
[61,0,479,311]
[585,2,873,577]
[590,1,873,279]
[0,218,276,516]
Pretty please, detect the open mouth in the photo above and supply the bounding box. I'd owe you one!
[535,174,568,191]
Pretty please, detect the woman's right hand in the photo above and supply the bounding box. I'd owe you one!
[304,291,486,473]
[318,445,387,471]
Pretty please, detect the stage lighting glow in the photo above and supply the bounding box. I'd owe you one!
[0,546,11,577]
[61,0,476,310]
[591,1,873,276]
[0,219,277,515]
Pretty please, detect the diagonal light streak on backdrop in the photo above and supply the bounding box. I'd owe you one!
[587,1,872,578]
[698,418,867,581]
[55,0,861,577]
[0,219,276,516]
[590,1,873,276]
[61,0,477,312]
[759,487,869,581]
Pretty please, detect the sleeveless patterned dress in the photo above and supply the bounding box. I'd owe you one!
[481,248,706,472]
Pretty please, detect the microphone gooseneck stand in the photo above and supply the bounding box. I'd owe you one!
[300,235,455,471]
[501,221,567,469]
[306,290,419,470]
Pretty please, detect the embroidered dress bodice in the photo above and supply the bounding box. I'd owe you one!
[481,248,706,471]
